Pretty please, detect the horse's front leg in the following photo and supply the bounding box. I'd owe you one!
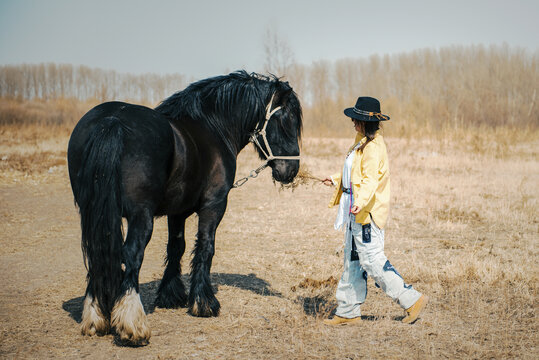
[111,209,153,346]
[155,214,188,308]
[189,204,226,317]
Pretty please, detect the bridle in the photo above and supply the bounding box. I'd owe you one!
[249,92,301,163]
[233,92,300,188]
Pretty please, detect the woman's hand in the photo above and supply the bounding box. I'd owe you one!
[350,205,360,214]
[322,177,334,186]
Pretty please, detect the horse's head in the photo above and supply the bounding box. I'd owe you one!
[252,81,302,184]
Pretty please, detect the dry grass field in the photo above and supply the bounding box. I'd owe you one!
[0,125,537,359]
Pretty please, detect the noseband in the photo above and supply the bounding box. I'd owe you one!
[249,92,301,164]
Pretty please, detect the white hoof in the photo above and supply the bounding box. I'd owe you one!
[81,295,110,336]
[111,289,151,345]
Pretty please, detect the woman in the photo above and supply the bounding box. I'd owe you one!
[322,96,427,325]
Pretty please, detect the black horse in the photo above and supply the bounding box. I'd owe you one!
[67,71,302,345]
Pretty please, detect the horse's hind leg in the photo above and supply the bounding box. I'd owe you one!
[155,214,188,308]
[111,209,153,346]
[81,281,110,336]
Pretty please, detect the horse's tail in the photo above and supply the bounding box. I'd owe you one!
[75,117,125,319]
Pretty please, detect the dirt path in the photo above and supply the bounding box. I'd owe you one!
[1,137,538,359]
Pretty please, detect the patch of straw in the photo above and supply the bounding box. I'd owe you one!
[278,165,323,191]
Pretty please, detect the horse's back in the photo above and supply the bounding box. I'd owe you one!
[69,101,173,146]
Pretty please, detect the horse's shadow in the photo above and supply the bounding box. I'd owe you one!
[62,272,282,323]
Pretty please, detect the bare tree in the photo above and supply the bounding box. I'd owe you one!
[263,25,295,77]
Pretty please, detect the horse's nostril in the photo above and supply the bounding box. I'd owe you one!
[287,173,295,183]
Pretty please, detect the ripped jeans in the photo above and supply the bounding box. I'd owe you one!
[334,216,421,319]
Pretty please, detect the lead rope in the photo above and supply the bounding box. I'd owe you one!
[233,92,300,188]
[232,163,269,188]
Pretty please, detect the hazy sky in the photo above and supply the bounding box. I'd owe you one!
[1,0,537,80]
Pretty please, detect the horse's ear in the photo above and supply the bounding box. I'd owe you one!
[274,82,293,107]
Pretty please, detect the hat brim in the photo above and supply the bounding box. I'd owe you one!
[344,108,390,121]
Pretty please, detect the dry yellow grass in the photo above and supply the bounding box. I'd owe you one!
[0,126,537,359]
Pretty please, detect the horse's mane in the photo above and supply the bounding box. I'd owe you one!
[155,70,302,156]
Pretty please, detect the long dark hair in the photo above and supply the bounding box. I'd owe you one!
[357,120,380,152]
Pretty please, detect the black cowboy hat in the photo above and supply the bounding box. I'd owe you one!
[344,96,390,122]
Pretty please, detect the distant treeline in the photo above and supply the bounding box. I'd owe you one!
[0,44,537,136]
[0,63,187,105]
[292,44,538,135]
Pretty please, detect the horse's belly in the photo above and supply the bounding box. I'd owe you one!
[155,181,200,216]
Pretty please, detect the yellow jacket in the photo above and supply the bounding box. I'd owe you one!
[329,132,390,229]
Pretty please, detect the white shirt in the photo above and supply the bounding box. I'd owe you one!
[333,149,356,231]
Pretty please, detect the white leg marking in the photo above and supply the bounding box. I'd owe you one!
[191,300,200,316]
[81,295,110,336]
[111,289,151,345]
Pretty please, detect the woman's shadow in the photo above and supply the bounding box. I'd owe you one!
[62,272,282,323]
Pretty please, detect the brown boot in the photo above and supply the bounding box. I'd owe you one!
[402,295,428,324]
[323,315,362,325]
